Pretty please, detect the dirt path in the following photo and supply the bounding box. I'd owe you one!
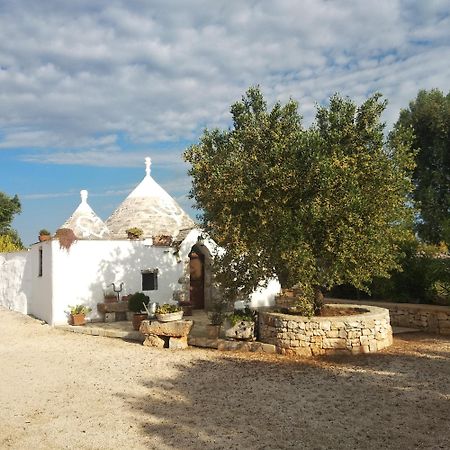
[1,307,449,449]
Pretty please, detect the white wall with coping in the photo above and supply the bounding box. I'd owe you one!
[0,250,31,314]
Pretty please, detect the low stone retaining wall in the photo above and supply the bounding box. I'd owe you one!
[259,304,392,356]
[326,298,450,335]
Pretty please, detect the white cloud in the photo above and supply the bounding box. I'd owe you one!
[0,0,449,166]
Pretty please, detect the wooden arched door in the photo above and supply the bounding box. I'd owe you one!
[189,250,205,309]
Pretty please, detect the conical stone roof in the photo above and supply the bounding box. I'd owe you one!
[105,157,195,239]
[61,190,111,239]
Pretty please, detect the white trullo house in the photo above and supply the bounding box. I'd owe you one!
[0,158,279,325]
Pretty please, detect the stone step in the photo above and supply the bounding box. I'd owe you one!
[188,336,219,349]
[392,326,421,334]
[56,322,144,341]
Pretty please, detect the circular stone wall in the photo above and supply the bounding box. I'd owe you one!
[259,304,393,356]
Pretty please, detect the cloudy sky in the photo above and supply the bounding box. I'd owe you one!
[1,0,449,245]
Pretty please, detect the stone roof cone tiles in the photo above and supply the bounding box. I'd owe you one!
[105,157,195,239]
[61,190,111,239]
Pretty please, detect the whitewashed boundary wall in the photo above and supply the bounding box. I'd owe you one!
[0,250,31,314]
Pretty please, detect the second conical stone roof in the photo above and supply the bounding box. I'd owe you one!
[105,157,195,239]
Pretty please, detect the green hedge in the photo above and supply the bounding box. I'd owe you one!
[330,243,450,306]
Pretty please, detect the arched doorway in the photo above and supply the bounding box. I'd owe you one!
[188,242,212,309]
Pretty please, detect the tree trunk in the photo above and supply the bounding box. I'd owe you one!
[313,286,324,314]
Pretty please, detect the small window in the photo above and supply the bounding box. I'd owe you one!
[142,269,158,290]
[38,247,43,277]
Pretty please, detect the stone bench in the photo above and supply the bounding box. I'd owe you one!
[97,302,131,322]
[140,319,194,349]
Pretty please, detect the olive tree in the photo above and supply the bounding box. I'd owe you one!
[395,89,450,244]
[0,192,23,251]
[184,87,415,308]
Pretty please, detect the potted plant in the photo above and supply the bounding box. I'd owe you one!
[128,292,150,330]
[224,306,256,341]
[38,229,51,242]
[103,289,117,303]
[155,303,183,322]
[126,227,143,240]
[68,304,92,326]
[206,296,229,339]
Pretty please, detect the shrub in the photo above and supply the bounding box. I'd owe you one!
[331,241,450,305]
[287,297,315,318]
[0,234,23,252]
[69,305,91,315]
[126,227,143,239]
[128,292,150,313]
[228,307,256,326]
[156,303,182,314]
[55,228,77,251]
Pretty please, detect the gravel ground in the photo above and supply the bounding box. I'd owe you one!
[1,306,449,450]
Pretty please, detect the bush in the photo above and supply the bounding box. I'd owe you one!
[331,241,450,305]
[431,280,450,306]
[287,297,315,318]
[156,303,182,314]
[0,234,23,252]
[128,292,150,313]
[69,305,92,315]
[228,307,256,326]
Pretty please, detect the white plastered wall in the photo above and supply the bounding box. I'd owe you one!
[0,250,31,314]
[27,241,53,324]
[50,239,192,325]
[2,228,280,326]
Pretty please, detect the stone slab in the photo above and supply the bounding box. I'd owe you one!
[140,319,193,337]
[188,336,219,349]
[143,334,165,348]
[168,336,188,349]
[104,312,116,323]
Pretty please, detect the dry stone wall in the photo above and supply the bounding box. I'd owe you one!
[259,304,392,356]
[327,298,450,335]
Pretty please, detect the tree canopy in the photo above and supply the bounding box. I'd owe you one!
[185,87,415,305]
[396,88,450,245]
[0,192,23,251]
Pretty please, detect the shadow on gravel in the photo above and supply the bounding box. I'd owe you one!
[118,336,450,449]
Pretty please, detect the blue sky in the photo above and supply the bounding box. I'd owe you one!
[1,0,449,246]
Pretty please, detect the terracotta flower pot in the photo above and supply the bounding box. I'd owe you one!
[132,313,148,331]
[206,324,221,339]
[104,295,117,304]
[70,313,86,326]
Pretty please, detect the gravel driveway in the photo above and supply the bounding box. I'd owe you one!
[1,307,449,449]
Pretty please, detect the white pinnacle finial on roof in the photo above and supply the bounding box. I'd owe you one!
[80,189,88,203]
[145,157,151,177]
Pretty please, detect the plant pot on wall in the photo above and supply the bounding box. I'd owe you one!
[155,311,184,322]
[70,313,87,326]
[68,305,91,326]
[132,313,148,331]
[104,294,117,303]
[206,324,221,339]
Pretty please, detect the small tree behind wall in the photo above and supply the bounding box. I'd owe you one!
[184,87,415,310]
